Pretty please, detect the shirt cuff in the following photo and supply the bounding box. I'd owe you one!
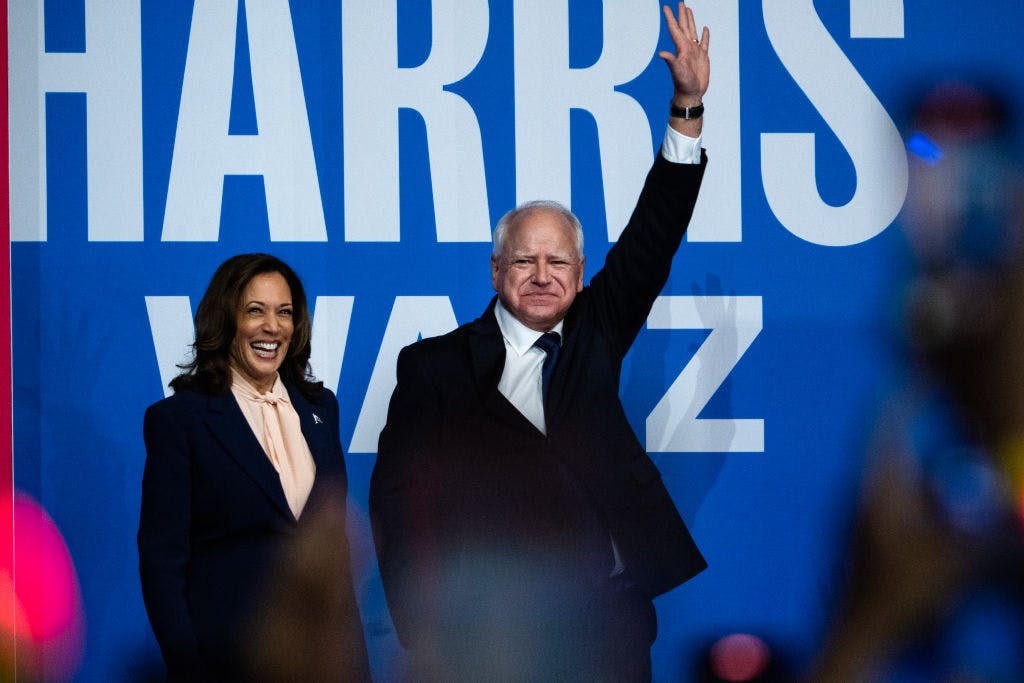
[661,126,703,164]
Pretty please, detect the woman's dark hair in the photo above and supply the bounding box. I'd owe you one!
[170,253,323,399]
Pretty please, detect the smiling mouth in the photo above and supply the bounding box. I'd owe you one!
[251,341,280,358]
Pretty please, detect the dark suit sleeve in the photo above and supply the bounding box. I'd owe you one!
[138,400,206,679]
[370,345,444,650]
[587,150,707,356]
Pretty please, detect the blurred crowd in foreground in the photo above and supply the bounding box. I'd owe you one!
[810,76,1024,683]
[694,77,1024,682]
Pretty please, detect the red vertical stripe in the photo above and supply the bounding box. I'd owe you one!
[0,0,14,672]
[0,0,10,481]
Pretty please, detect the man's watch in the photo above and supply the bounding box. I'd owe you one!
[670,102,704,120]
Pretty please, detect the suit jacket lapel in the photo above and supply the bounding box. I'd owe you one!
[286,383,334,472]
[468,301,545,437]
[204,391,294,520]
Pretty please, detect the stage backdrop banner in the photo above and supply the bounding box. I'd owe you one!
[8,1,1023,680]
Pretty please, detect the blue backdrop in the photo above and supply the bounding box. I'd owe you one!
[9,1,1024,680]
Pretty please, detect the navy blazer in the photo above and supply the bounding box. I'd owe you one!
[371,152,709,669]
[138,380,366,681]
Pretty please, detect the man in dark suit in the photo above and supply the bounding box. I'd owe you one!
[371,4,710,679]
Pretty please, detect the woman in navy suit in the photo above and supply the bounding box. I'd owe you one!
[138,254,369,681]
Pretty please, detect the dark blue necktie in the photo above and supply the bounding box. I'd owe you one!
[533,332,561,402]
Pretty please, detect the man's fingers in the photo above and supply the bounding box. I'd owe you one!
[664,3,705,54]
[662,4,685,47]
[680,3,698,41]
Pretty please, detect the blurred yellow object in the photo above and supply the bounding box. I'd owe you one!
[996,434,1024,515]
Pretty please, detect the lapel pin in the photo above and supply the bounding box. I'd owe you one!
[312,413,324,425]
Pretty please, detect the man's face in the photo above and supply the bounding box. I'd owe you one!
[491,208,584,332]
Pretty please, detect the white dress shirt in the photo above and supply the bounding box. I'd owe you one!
[662,126,703,165]
[494,300,564,434]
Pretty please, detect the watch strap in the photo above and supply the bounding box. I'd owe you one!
[670,102,704,120]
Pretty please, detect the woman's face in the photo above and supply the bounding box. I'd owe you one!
[229,272,294,393]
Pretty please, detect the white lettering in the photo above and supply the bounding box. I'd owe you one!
[145,296,195,398]
[341,1,490,242]
[163,0,326,241]
[850,0,904,38]
[645,295,763,453]
[349,297,459,452]
[308,296,355,394]
[683,0,742,242]
[514,0,655,240]
[146,294,352,399]
[761,0,907,246]
[9,0,142,241]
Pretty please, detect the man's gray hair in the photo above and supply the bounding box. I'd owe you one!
[492,200,584,259]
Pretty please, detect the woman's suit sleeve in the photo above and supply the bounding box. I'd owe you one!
[138,399,207,679]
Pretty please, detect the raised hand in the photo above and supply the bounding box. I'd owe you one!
[659,2,710,108]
